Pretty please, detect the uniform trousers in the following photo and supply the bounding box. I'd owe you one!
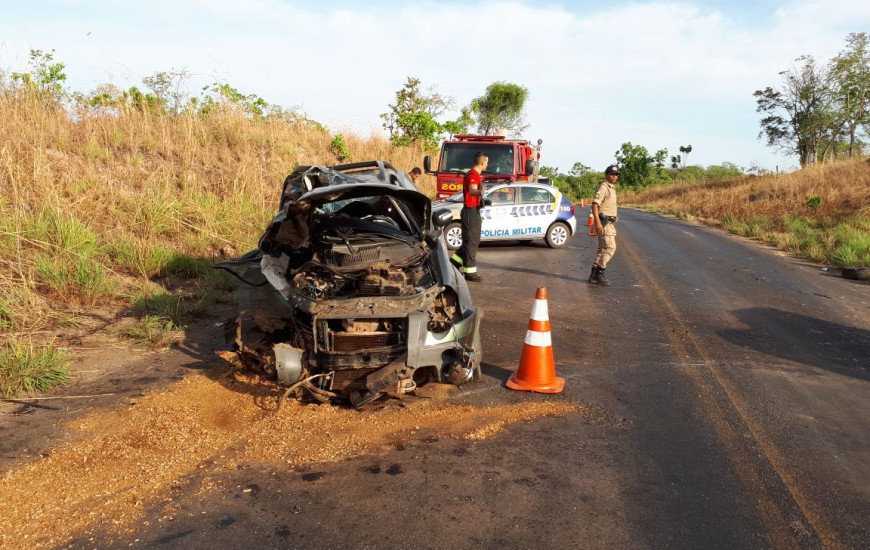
[594,223,617,268]
[458,205,482,273]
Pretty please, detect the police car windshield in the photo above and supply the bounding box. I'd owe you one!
[440,143,514,174]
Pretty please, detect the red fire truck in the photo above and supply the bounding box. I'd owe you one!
[424,135,542,200]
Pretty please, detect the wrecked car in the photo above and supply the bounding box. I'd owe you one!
[217,160,482,406]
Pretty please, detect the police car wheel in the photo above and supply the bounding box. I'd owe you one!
[444,222,463,251]
[545,222,570,249]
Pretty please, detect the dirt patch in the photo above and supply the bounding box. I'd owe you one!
[0,307,232,471]
[0,367,582,549]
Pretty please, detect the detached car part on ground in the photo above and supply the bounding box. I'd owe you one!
[217,161,482,407]
[433,182,577,251]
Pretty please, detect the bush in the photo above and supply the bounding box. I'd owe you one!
[0,341,70,397]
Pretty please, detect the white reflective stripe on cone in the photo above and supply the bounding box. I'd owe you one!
[530,299,549,321]
[524,330,552,347]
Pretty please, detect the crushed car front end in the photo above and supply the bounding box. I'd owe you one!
[218,161,482,406]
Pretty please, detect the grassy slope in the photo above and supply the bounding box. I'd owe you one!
[623,160,870,268]
[0,97,431,396]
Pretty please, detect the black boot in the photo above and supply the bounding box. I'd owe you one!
[595,267,611,286]
[588,265,599,284]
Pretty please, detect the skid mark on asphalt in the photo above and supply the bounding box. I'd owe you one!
[0,370,580,550]
[622,239,843,550]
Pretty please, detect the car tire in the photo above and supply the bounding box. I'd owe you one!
[444,222,463,251]
[545,222,570,249]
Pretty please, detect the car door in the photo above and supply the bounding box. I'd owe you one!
[514,186,556,239]
[480,186,519,241]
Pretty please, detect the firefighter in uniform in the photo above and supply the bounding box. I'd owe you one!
[451,152,488,282]
[589,164,620,286]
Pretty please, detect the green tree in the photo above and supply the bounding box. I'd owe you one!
[569,162,593,176]
[331,134,351,161]
[540,164,602,202]
[196,83,271,119]
[75,83,165,116]
[679,165,706,181]
[142,69,191,115]
[10,49,67,104]
[442,106,475,137]
[754,55,834,166]
[380,77,453,148]
[76,83,124,114]
[539,165,560,178]
[670,144,692,171]
[121,86,163,113]
[704,162,743,180]
[614,142,669,189]
[468,81,529,135]
[829,32,870,158]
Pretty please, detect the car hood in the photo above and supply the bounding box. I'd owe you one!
[432,199,461,210]
[263,182,431,249]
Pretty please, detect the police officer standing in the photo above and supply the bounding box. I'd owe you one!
[589,164,620,286]
[451,152,488,282]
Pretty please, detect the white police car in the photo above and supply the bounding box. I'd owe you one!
[433,183,577,250]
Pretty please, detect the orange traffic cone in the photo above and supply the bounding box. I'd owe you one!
[507,287,565,393]
[587,211,596,236]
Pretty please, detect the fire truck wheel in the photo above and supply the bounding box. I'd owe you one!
[545,222,571,249]
[444,222,463,251]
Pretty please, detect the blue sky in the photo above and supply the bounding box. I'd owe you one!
[2,0,869,174]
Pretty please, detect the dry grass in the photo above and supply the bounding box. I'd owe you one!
[624,160,870,267]
[0,95,433,394]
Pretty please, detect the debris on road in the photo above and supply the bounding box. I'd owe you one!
[0,368,579,549]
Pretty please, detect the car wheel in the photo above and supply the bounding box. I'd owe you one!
[545,222,570,249]
[444,222,463,251]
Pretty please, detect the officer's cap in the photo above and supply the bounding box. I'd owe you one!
[605,164,620,175]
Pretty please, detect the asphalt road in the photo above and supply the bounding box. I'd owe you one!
[46,209,870,549]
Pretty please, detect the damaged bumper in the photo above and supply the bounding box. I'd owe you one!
[223,305,482,406]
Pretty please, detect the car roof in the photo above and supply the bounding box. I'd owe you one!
[437,182,557,201]
[488,182,555,191]
[281,160,419,199]
[271,161,431,246]
[331,160,420,191]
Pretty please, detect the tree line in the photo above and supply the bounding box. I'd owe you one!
[539,143,748,202]
[6,32,866,194]
[3,49,324,128]
[754,32,870,166]
[379,77,529,149]
[2,50,532,161]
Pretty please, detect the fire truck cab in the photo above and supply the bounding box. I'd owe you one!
[424,135,541,200]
